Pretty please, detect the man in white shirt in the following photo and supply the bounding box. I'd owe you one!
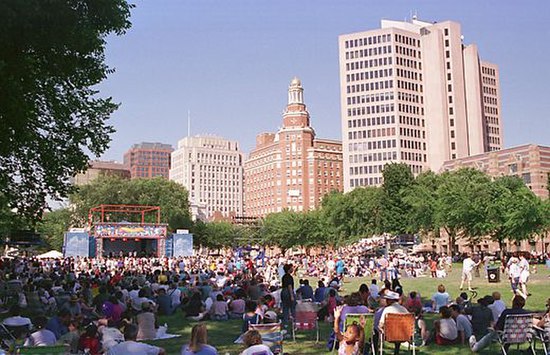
[23,316,56,347]
[107,324,165,355]
[508,257,526,298]
[519,254,530,297]
[369,279,380,299]
[378,291,409,331]
[459,253,477,291]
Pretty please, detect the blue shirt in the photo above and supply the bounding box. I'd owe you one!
[45,316,68,340]
[181,344,218,355]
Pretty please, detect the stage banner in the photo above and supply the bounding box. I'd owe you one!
[172,233,193,257]
[94,224,167,239]
[64,232,90,257]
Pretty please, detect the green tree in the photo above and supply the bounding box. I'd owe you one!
[321,187,384,245]
[36,208,73,251]
[260,210,304,251]
[202,221,236,249]
[402,171,442,238]
[487,176,546,257]
[70,176,192,232]
[0,0,133,221]
[381,163,414,235]
[436,168,492,252]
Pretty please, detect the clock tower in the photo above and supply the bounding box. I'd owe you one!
[282,77,311,128]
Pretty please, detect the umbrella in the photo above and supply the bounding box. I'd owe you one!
[36,250,63,259]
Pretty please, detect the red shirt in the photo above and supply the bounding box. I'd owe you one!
[79,335,100,355]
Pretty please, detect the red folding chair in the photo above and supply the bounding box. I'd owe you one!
[292,301,320,342]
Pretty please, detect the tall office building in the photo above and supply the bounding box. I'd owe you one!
[123,142,173,179]
[339,17,503,191]
[244,78,343,218]
[170,135,244,220]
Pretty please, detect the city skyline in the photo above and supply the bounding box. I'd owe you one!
[98,1,550,162]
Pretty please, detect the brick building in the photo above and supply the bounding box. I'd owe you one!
[74,160,130,186]
[123,142,173,179]
[244,78,343,218]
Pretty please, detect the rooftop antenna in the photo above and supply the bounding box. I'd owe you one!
[187,110,191,137]
[413,10,418,20]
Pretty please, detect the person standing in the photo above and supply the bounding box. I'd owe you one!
[280,264,296,325]
[519,253,531,297]
[459,253,477,291]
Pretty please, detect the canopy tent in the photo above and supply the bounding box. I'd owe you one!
[36,250,63,259]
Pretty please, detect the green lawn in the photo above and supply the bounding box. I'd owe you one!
[150,264,550,354]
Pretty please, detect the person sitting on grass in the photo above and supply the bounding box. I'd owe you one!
[431,284,451,313]
[242,300,261,334]
[464,295,494,340]
[433,306,458,345]
[107,324,165,355]
[23,315,56,347]
[404,291,422,314]
[181,323,218,355]
[78,323,101,355]
[210,294,229,321]
[240,330,273,355]
[469,295,528,353]
[449,304,472,345]
[333,305,365,355]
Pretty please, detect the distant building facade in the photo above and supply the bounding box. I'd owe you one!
[74,160,130,186]
[170,135,244,220]
[339,17,503,191]
[123,142,173,179]
[441,144,550,199]
[244,78,343,218]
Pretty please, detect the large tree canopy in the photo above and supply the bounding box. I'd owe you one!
[0,0,133,221]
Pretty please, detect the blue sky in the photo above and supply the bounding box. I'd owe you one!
[98,0,550,161]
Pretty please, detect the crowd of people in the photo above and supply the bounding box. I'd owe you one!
[0,245,547,354]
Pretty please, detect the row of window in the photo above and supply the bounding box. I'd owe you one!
[396,57,420,69]
[484,106,499,115]
[350,164,387,176]
[399,115,425,127]
[344,33,392,48]
[345,45,392,60]
[346,79,394,94]
[484,96,498,106]
[346,56,393,71]
[347,91,394,105]
[349,128,397,141]
[346,68,393,83]
[350,177,381,187]
[348,115,396,128]
[483,86,498,96]
[397,68,421,81]
[401,140,425,152]
[349,151,398,164]
[482,77,497,86]
[395,45,420,59]
[399,127,425,139]
[397,80,422,92]
[482,67,496,76]
[347,103,395,117]
[401,151,426,163]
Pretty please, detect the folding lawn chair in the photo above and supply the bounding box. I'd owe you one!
[496,313,535,355]
[249,322,284,354]
[292,300,320,342]
[379,313,415,355]
[532,324,549,355]
[345,313,375,355]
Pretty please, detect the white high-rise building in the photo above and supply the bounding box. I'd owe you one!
[170,135,244,220]
[339,17,503,191]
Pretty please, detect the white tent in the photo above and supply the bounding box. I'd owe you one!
[37,250,63,259]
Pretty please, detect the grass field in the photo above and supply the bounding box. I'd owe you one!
[149,264,550,354]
